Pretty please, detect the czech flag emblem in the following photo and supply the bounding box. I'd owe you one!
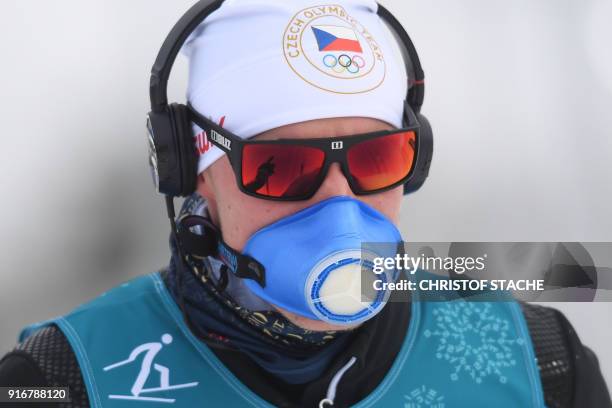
[311,25,363,53]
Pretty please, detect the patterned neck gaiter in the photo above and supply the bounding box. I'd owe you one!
[164,194,354,384]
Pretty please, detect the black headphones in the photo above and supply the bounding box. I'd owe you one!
[146,0,433,198]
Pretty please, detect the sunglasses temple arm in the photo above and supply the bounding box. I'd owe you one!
[187,105,237,154]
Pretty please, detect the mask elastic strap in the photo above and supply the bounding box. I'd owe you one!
[177,214,267,287]
[216,240,266,287]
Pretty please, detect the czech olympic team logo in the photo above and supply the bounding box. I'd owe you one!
[283,5,386,94]
[313,26,364,75]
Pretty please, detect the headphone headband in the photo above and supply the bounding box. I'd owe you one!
[150,0,224,112]
[376,4,425,112]
[148,0,425,113]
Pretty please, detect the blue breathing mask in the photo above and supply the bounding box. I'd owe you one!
[241,196,402,326]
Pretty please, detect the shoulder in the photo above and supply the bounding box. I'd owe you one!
[0,271,169,408]
[0,325,89,407]
[519,302,611,408]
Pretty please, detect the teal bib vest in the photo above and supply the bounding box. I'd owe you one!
[20,272,546,407]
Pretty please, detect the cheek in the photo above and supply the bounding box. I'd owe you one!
[360,186,403,224]
[207,159,251,248]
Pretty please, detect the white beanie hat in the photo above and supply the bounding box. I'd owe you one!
[181,0,408,175]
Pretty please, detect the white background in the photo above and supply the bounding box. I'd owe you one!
[0,0,611,388]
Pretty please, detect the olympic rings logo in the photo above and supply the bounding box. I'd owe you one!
[322,54,366,74]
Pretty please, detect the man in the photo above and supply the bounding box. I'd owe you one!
[0,0,610,407]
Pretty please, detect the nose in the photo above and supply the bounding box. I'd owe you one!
[310,163,355,202]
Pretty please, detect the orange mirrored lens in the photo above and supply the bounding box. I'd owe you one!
[242,144,325,198]
[347,131,416,191]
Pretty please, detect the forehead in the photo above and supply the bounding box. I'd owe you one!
[252,116,394,141]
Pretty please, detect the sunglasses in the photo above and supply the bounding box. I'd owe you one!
[189,105,420,201]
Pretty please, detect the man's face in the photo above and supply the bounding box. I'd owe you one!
[197,117,404,330]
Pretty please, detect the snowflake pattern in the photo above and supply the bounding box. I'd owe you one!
[423,302,525,384]
[404,385,445,408]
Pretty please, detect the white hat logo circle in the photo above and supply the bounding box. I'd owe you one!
[283,5,386,94]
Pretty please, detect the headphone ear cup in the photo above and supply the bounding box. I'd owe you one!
[403,112,433,195]
[147,107,183,197]
[169,103,198,197]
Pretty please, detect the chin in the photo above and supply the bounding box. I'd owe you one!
[274,306,361,332]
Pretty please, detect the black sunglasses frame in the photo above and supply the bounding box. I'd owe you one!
[188,105,422,201]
